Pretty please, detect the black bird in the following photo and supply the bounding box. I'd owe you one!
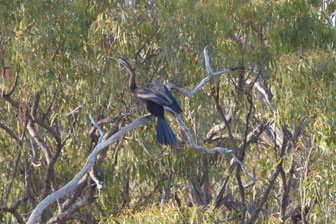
[117,57,182,145]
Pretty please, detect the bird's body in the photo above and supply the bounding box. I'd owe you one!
[118,57,181,145]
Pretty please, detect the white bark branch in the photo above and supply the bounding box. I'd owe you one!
[175,114,231,155]
[27,115,152,224]
[175,113,256,181]
[27,120,52,164]
[166,46,256,181]
[167,46,232,97]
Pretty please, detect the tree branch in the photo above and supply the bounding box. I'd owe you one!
[27,115,152,224]
[41,90,57,121]
[167,46,244,97]
[4,148,22,205]
[4,70,19,98]
[46,184,96,224]
[27,120,52,164]
[247,134,289,223]
[1,90,62,144]
[0,152,32,224]
[0,122,22,145]
[174,113,256,181]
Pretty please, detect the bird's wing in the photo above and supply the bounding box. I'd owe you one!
[135,88,172,106]
[151,81,176,102]
[152,80,182,113]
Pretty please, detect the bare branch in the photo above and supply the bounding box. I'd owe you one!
[89,113,104,143]
[212,83,239,151]
[247,164,281,224]
[189,175,206,205]
[236,167,246,223]
[4,148,22,205]
[136,138,170,172]
[11,153,32,210]
[174,113,256,181]
[205,99,234,141]
[35,119,61,144]
[0,122,22,145]
[42,90,57,121]
[167,46,243,97]
[89,169,103,197]
[30,91,40,118]
[1,90,62,144]
[0,206,25,224]
[27,115,152,224]
[66,105,83,117]
[59,174,89,212]
[208,133,243,142]
[175,113,232,155]
[27,120,52,164]
[247,134,289,223]
[46,185,96,224]
[88,113,104,196]
[1,152,32,224]
[5,70,19,97]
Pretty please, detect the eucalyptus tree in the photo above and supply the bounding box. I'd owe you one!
[0,0,335,223]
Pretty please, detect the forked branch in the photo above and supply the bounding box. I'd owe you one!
[167,46,244,97]
[27,115,152,224]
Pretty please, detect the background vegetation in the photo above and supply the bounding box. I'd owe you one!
[0,0,335,223]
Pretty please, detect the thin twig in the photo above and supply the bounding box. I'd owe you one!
[0,122,22,145]
[42,90,57,121]
[4,148,22,205]
[5,70,19,97]
[136,139,170,172]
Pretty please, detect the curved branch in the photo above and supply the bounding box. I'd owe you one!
[165,46,255,181]
[167,46,242,97]
[42,90,57,121]
[27,115,152,224]
[0,122,22,145]
[175,113,256,181]
[27,120,52,164]
[1,91,61,144]
[4,149,22,205]
[5,70,19,97]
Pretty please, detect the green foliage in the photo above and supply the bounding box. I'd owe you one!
[108,203,218,224]
[0,0,335,223]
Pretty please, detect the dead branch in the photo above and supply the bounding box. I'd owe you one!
[167,46,244,97]
[42,89,57,121]
[27,120,52,164]
[0,152,32,224]
[1,89,62,144]
[4,148,22,205]
[0,122,22,145]
[175,113,256,181]
[5,70,19,98]
[204,99,234,141]
[26,114,152,224]
[46,184,96,224]
[247,131,289,223]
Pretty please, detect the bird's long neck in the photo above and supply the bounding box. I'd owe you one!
[118,57,137,92]
[129,70,137,92]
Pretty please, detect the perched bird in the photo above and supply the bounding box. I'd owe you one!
[117,57,182,145]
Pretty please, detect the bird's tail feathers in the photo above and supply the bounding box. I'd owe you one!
[157,117,177,145]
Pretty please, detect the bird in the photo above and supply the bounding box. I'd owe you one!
[117,57,182,145]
